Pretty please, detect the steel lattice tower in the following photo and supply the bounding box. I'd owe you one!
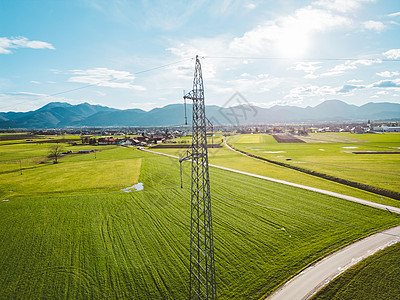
[180,55,216,299]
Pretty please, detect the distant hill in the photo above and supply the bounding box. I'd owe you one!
[0,100,399,129]
[0,102,117,128]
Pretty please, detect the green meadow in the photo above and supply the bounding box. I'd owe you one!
[1,138,400,299]
[227,133,400,194]
[312,242,400,300]
[153,137,400,208]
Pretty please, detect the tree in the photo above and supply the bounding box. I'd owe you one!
[48,144,64,164]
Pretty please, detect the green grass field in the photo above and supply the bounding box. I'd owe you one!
[1,140,400,299]
[227,133,400,194]
[312,242,400,300]
[151,141,400,209]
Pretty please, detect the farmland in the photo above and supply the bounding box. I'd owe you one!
[153,135,400,208]
[227,132,400,195]
[312,242,400,300]
[1,137,400,299]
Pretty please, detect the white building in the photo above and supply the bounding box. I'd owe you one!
[373,126,400,132]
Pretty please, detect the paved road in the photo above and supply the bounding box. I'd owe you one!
[142,147,400,299]
[266,225,400,300]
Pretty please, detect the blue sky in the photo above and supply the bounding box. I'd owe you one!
[1,0,400,112]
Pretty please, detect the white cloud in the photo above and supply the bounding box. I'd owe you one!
[370,78,400,89]
[7,91,48,97]
[0,36,55,54]
[388,12,400,17]
[229,6,351,56]
[376,71,400,78]
[284,85,338,101]
[362,20,386,32]
[245,3,256,10]
[383,49,400,59]
[284,81,369,100]
[0,92,67,112]
[348,79,364,83]
[262,99,304,107]
[30,81,41,84]
[68,68,146,91]
[337,84,365,93]
[166,39,221,79]
[320,64,357,77]
[228,74,281,93]
[320,59,381,77]
[313,0,375,13]
[290,62,322,78]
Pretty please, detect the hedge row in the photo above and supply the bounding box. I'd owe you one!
[227,143,400,201]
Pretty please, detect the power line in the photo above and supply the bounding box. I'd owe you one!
[51,58,192,97]
[0,58,192,110]
[204,56,400,62]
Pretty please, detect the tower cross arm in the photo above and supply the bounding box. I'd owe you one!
[184,89,203,101]
[179,145,193,162]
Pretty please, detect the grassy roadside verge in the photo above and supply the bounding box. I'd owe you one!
[312,242,400,300]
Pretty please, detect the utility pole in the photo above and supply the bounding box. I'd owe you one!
[180,56,216,299]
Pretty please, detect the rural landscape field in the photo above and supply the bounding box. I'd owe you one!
[1,132,400,299]
[2,1,400,299]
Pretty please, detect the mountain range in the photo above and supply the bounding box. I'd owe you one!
[1,100,399,129]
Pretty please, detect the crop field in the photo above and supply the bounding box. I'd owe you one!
[151,142,400,208]
[1,139,400,299]
[312,242,400,300]
[227,133,400,194]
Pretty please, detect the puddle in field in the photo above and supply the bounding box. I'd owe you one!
[121,182,144,193]
[263,151,286,153]
[342,146,359,149]
[318,149,325,151]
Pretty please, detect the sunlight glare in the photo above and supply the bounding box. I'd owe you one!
[276,28,309,58]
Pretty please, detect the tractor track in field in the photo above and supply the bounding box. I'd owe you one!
[5,266,102,298]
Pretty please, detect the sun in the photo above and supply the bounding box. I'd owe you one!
[276,28,310,59]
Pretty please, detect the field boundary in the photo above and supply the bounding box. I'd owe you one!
[225,139,400,201]
[140,148,400,214]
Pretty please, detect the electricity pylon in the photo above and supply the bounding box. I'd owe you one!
[180,55,216,299]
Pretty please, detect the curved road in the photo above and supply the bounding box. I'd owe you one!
[141,147,400,299]
[266,225,400,300]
